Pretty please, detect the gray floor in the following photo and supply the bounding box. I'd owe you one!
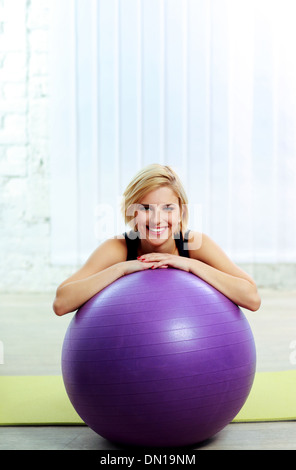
[0,289,296,450]
[1,422,296,451]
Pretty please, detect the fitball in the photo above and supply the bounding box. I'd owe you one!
[62,269,256,447]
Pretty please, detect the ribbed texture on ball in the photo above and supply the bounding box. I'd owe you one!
[62,269,256,447]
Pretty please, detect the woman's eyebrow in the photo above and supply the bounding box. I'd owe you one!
[139,203,177,207]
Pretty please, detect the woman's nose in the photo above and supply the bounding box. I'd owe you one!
[149,207,160,225]
[149,206,167,226]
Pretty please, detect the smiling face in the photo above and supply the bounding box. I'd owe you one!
[135,186,181,246]
[122,164,189,243]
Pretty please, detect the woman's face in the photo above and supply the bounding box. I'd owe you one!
[135,186,181,245]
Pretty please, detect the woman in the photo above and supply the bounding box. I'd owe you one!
[53,164,261,316]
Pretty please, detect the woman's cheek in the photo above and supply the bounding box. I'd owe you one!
[135,213,148,236]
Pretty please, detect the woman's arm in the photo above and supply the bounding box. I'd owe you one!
[138,232,261,312]
[187,232,261,311]
[186,258,261,311]
[53,264,125,316]
[53,238,154,316]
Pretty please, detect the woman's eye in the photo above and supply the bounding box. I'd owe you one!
[138,204,176,212]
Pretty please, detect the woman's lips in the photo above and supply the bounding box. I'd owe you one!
[146,226,168,236]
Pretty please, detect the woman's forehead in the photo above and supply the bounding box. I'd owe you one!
[139,186,179,205]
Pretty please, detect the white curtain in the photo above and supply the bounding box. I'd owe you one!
[49,0,296,266]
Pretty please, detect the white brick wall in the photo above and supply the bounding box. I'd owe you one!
[0,0,74,292]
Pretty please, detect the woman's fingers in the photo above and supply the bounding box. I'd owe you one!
[137,254,169,263]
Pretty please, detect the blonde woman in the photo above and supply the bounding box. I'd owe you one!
[53,164,261,316]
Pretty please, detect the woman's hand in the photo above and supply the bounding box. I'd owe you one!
[119,259,155,276]
[137,253,191,272]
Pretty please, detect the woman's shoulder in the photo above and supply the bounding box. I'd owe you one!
[112,231,139,251]
[184,229,202,244]
[185,230,203,257]
[185,231,231,262]
[90,235,127,263]
[110,233,128,250]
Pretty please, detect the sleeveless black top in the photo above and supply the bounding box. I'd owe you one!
[124,230,191,261]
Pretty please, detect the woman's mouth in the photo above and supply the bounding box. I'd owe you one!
[146,226,168,236]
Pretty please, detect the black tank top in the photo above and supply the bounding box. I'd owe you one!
[124,230,191,261]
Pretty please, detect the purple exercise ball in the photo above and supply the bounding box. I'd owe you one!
[62,269,256,447]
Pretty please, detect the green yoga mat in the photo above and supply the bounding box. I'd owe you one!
[0,370,295,425]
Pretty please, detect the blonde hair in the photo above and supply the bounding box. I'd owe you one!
[121,164,189,234]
